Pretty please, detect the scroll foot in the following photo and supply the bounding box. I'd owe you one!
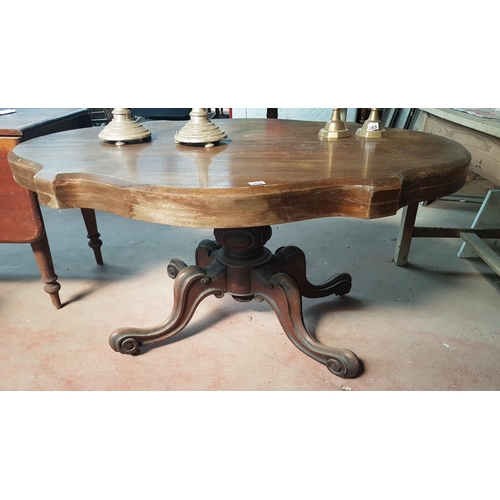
[109,264,226,355]
[255,271,360,378]
[167,258,188,279]
[195,239,221,268]
[274,246,352,298]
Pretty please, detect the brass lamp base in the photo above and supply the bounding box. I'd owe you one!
[356,108,387,138]
[174,108,227,148]
[318,108,350,139]
[98,108,152,145]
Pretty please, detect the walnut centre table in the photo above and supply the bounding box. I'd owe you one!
[8,119,471,378]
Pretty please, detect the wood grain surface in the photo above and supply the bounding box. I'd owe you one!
[8,119,471,228]
[1,137,44,242]
[423,114,500,186]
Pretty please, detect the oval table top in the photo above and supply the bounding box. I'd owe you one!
[8,119,471,228]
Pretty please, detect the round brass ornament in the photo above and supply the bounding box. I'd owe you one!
[98,108,151,145]
[174,108,227,148]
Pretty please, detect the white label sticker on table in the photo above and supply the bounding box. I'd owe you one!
[249,181,266,186]
[367,122,380,131]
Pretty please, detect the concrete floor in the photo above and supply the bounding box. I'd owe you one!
[1,198,499,390]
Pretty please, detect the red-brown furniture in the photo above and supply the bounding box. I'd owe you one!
[0,108,103,308]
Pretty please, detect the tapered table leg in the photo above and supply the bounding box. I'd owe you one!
[81,208,103,265]
[30,230,62,309]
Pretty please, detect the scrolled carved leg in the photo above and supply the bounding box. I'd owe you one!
[254,271,360,378]
[167,258,188,279]
[195,239,222,268]
[274,246,352,298]
[109,263,226,355]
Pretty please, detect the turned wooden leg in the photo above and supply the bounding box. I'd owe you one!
[80,208,103,265]
[253,271,360,378]
[109,261,227,355]
[30,231,62,309]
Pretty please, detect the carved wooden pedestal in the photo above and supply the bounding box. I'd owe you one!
[109,226,360,378]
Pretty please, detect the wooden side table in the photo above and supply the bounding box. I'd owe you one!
[0,108,103,308]
[395,108,500,275]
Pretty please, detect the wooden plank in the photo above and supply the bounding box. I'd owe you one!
[458,190,500,258]
[413,227,500,238]
[424,115,500,185]
[460,232,500,276]
[420,108,500,140]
